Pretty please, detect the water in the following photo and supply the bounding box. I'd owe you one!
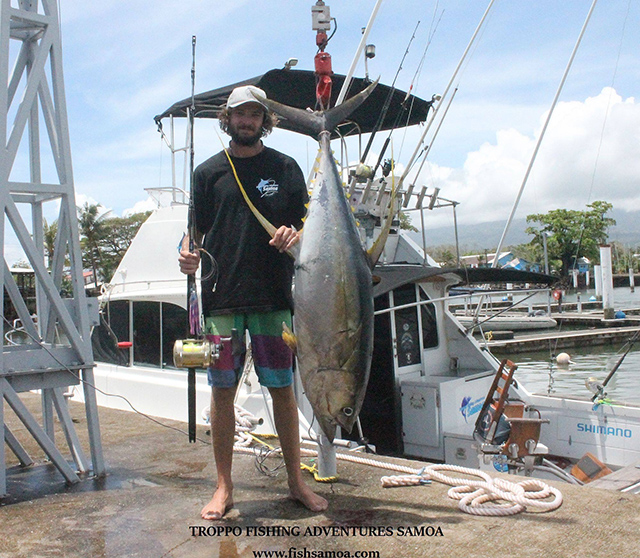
[492,286,640,407]
[496,345,640,406]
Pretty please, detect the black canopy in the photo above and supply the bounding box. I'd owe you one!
[154,68,433,135]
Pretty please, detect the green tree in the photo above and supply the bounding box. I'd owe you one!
[78,203,111,284]
[398,211,418,232]
[43,218,58,270]
[432,246,457,267]
[525,201,615,278]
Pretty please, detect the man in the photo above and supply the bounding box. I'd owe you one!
[178,85,328,520]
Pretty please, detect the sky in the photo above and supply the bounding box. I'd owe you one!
[6,0,640,262]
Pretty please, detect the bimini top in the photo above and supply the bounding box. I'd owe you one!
[154,68,434,136]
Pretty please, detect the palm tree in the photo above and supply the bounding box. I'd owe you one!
[77,203,111,285]
[43,218,58,271]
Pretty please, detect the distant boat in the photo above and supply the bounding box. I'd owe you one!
[455,312,557,331]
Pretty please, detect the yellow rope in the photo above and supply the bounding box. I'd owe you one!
[300,462,339,483]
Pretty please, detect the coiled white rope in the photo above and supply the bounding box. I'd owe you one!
[233,405,263,447]
[225,408,563,516]
[381,463,563,516]
[202,404,265,447]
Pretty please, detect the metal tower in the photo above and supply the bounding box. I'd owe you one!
[1,0,104,495]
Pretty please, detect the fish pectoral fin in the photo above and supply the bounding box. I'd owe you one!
[282,322,298,354]
[336,324,363,369]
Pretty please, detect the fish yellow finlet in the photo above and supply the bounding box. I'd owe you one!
[282,322,297,354]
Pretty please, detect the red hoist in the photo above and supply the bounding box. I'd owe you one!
[311,1,333,109]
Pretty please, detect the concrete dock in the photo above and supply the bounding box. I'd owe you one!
[2,393,639,558]
[487,322,640,353]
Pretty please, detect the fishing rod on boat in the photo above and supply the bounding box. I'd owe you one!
[590,329,640,402]
[369,11,444,177]
[358,20,420,167]
[398,0,497,192]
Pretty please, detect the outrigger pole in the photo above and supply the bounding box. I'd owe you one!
[334,0,384,107]
[398,0,497,191]
[492,0,599,265]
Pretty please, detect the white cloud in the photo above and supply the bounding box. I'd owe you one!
[417,88,640,229]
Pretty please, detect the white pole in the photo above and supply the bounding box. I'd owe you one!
[629,267,635,293]
[492,0,599,266]
[600,246,614,320]
[594,264,602,300]
[335,0,384,106]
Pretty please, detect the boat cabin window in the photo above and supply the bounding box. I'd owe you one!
[161,303,188,368]
[391,283,438,368]
[133,301,161,367]
[91,300,129,365]
[108,300,130,343]
[420,288,438,350]
[92,300,187,369]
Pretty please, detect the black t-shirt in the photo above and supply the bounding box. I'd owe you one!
[194,146,308,315]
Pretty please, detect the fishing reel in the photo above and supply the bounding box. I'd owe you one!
[173,329,243,368]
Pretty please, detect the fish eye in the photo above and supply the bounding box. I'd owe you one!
[342,407,354,417]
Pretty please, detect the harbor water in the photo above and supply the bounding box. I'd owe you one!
[492,286,640,406]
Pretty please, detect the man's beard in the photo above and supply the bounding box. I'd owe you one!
[229,124,262,147]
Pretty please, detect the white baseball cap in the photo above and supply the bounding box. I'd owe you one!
[226,85,268,110]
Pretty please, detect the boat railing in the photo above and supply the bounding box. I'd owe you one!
[373,286,550,318]
[144,186,189,207]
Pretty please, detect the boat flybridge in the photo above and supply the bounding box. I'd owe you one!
[85,66,640,489]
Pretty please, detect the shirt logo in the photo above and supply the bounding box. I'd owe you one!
[256,178,279,197]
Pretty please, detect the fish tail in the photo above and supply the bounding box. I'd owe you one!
[262,79,379,137]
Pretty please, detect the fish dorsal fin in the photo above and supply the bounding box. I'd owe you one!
[222,148,299,260]
[366,160,398,268]
[262,79,379,139]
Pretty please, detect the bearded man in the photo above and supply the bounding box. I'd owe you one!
[178,85,328,520]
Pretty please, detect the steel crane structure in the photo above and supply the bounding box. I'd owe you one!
[1,0,104,495]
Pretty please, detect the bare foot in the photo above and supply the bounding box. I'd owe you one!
[201,486,234,520]
[289,482,328,512]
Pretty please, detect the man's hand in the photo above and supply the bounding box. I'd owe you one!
[269,226,301,253]
[178,234,201,275]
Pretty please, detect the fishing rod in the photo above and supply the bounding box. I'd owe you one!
[335,0,384,107]
[492,0,599,266]
[404,86,457,182]
[369,9,444,176]
[186,35,198,443]
[592,329,640,402]
[359,20,420,166]
[398,0,497,191]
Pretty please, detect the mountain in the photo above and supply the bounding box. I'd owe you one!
[410,209,640,252]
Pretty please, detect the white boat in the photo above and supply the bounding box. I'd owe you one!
[83,182,640,488]
[455,312,558,331]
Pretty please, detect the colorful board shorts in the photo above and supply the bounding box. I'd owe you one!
[204,309,293,389]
